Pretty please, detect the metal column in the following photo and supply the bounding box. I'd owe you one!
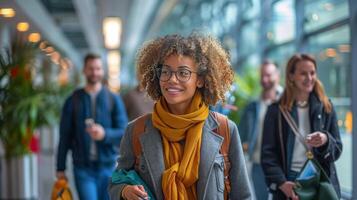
[350,0,357,199]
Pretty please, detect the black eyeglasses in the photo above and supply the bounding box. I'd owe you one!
[155,65,198,82]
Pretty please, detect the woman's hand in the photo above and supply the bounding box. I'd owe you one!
[306,131,328,147]
[279,181,299,200]
[122,185,149,200]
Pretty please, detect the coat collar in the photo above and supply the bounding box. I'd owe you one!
[138,112,223,200]
[197,112,223,199]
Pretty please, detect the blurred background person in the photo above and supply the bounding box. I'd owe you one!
[239,60,282,200]
[122,71,154,121]
[56,53,128,200]
[261,53,342,200]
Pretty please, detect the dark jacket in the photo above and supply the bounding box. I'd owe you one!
[238,101,259,156]
[122,86,154,121]
[56,87,128,170]
[261,93,342,199]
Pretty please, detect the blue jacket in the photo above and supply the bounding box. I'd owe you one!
[56,87,128,171]
[239,101,260,157]
[261,93,342,199]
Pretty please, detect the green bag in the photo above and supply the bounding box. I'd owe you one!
[294,159,338,200]
[111,169,156,200]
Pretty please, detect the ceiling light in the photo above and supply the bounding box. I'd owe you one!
[325,48,337,57]
[311,14,319,21]
[323,3,334,11]
[108,77,121,92]
[17,22,29,32]
[44,46,54,54]
[51,51,60,64]
[107,50,121,92]
[107,50,121,68]
[103,17,122,49]
[338,44,350,53]
[0,8,15,18]
[28,33,41,43]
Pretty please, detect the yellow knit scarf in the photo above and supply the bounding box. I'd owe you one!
[152,92,209,200]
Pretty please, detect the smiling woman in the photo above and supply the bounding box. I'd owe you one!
[261,53,343,200]
[109,33,253,200]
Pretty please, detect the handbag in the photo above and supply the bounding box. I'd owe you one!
[279,106,339,200]
[51,179,73,200]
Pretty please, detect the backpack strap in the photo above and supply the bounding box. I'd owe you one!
[132,113,150,170]
[213,112,231,200]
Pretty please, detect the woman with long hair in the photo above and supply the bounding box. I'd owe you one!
[261,53,342,200]
[109,34,252,200]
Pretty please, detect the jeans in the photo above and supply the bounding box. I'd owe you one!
[73,165,114,200]
[252,163,269,200]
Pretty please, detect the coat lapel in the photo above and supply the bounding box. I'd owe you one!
[139,121,165,200]
[197,113,224,200]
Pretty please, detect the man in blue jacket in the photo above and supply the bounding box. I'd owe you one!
[56,53,128,200]
[239,60,282,200]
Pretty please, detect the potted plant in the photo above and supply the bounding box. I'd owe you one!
[228,66,260,124]
[0,36,67,199]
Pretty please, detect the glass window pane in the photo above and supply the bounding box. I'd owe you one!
[266,43,296,76]
[307,26,351,98]
[306,25,351,193]
[304,0,349,32]
[240,20,259,56]
[242,0,260,20]
[267,0,296,44]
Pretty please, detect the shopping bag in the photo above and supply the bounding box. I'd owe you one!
[51,179,73,200]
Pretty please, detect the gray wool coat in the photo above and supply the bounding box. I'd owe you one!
[109,112,253,200]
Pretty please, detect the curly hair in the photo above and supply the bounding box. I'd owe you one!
[136,34,234,105]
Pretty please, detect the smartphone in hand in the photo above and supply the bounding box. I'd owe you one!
[85,118,95,128]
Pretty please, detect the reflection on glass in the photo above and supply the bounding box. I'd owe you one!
[267,43,295,76]
[267,0,296,44]
[241,54,260,70]
[304,0,348,32]
[240,20,259,56]
[158,0,239,40]
[242,0,260,20]
[307,26,350,98]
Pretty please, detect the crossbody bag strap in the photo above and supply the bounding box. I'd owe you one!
[278,105,313,159]
[278,110,287,173]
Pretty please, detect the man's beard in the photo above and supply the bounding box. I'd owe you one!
[87,76,102,85]
[262,82,275,91]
